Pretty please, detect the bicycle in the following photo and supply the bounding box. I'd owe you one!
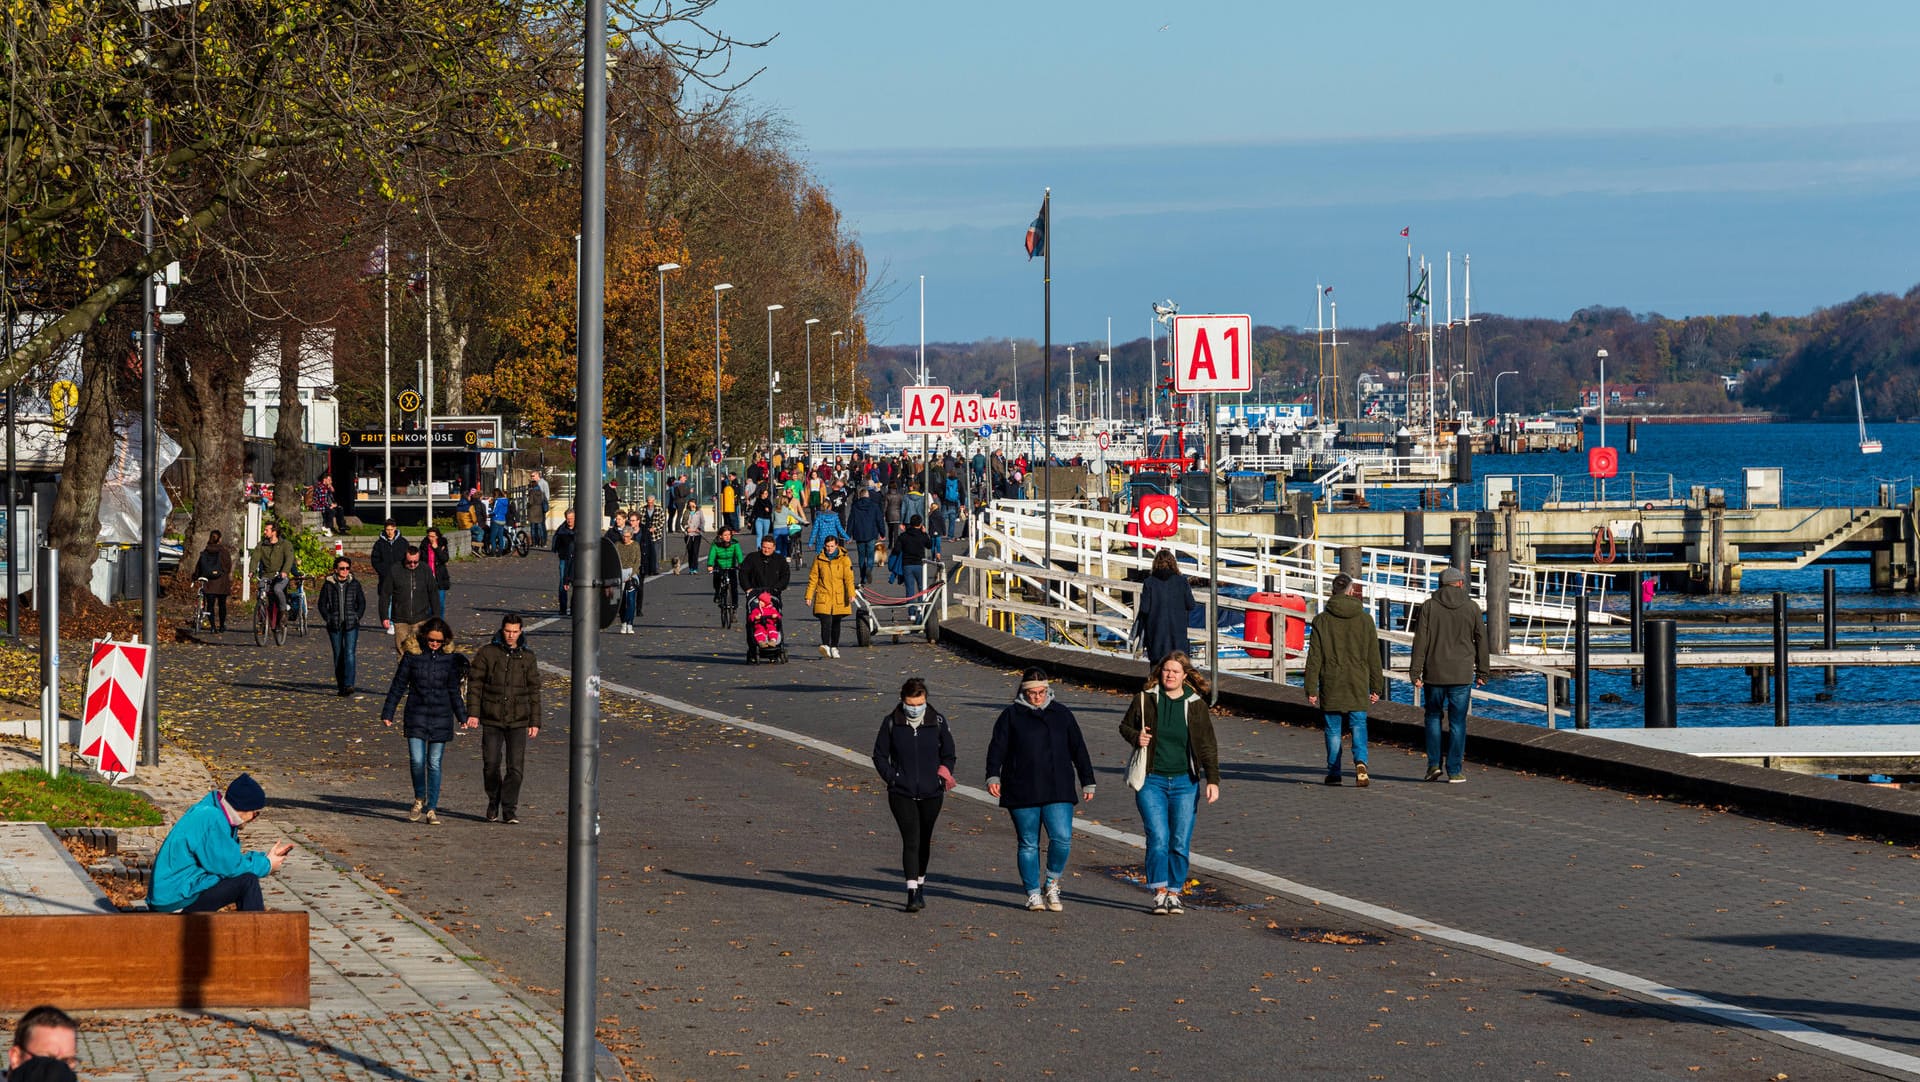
[253,577,289,647]
[485,522,531,558]
[194,578,218,632]
[713,567,739,629]
[288,574,311,636]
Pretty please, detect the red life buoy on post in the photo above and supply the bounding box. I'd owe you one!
[1133,494,1179,540]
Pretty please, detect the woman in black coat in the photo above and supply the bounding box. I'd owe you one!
[421,527,453,616]
[871,677,956,913]
[380,617,468,825]
[985,667,1095,913]
[1134,548,1198,663]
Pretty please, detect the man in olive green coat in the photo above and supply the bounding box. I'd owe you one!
[465,612,541,823]
[1303,573,1385,787]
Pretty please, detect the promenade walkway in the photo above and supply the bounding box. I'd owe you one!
[146,550,1920,1079]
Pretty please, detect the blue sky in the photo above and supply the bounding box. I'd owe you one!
[708,0,1920,343]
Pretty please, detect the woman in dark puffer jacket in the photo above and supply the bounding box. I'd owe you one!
[872,677,957,913]
[381,616,468,825]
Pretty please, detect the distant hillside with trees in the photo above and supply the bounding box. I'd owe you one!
[861,285,1920,422]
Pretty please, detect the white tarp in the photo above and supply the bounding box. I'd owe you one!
[97,414,180,545]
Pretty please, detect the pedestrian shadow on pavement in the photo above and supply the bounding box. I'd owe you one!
[1535,983,1920,1048]
[229,679,342,698]
[1219,761,1354,785]
[264,794,427,823]
[1698,932,1920,960]
[195,1012,430,1082]
[664,866,1144,913]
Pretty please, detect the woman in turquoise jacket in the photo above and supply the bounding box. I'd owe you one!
[149,773,293,913]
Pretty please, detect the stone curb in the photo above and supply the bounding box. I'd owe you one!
[942,616,1920,843]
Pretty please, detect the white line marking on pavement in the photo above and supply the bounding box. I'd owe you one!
[540,663,1920,1080]
[524,569,675,635]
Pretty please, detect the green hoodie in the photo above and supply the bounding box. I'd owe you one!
[1304,593,1386,713]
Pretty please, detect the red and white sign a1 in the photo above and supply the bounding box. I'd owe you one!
[1171,314,1254,394]
[902,386,951,434]
[79,639,149,778]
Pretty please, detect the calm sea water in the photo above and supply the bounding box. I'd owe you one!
[1463,421,1919,728]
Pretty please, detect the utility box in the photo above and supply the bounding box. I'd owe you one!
[1743,468,1782,509]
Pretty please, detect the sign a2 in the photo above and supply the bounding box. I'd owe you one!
[902,385,951,434]
[1171,314,1254,394]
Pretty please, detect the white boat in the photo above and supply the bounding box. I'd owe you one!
[1856,376,1882,455]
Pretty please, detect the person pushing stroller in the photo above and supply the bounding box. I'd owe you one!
[741,535,792,663]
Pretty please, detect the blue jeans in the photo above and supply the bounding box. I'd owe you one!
[1007,802,1075,894]
[532,519,548,546]
[327,626,358,692]
[488,523,506,552]
[557,557,573,613]
[1323,711,1368,774]
[437,589,447,617]
[774,532,790,557]
[408,737,446,810]
[902,562,925,599]
[1135,772,1199,892]
[621,582,638,623]
[753,516,771,546]
[855,539,876,582]
[1423,684,1472,776]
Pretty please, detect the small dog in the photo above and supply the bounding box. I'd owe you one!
[671,556,687,575]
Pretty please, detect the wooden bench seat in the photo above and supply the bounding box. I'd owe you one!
[0,910,310,1010]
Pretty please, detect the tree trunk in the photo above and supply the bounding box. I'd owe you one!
[169,334,248,592]
[271,324,307,530]
[435,278,467,415]
[44,325,120,613]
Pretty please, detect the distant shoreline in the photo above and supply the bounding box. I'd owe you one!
[1580,413,1779,425]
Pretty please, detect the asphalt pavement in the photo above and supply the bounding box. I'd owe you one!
[162,548,1920,1080]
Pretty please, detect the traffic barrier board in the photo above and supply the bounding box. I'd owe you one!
[78,639,150,779]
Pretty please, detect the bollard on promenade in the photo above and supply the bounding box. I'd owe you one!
[1644,618,1678,727]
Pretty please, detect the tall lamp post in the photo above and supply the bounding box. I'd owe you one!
[712,283,732,495]
[765,304,784,457]
[804,317,820,450]
[1595,349,1608,448]
[1493,369,1519,418]
[654,261,680,501]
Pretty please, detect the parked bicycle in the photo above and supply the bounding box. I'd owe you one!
[485,521,532,558]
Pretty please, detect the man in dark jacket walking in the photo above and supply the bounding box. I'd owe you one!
[846,486,886,586]
[466,613,541,823]
[740,535,792,597]
[379,546,441,656]
[1409,566,1489,783]
[317,556,367,696]
[552,508,577,614]
[1304,573,1386,787]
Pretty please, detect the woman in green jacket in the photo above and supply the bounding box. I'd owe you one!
[708,526,745,611]
[1118,650,1221,916]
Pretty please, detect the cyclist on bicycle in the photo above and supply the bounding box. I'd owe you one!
[708,526,745,609]
[252,521,298,623]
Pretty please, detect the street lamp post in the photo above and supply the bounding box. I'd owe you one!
[1493,369,1520,419]
[1065,346,1076,425]
[765,304,784,458]
[713,283,732,497]
[804,317,821,450]
[1595,349,1609,448]
[655,262,680,501]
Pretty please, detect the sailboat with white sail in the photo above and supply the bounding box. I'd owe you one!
[1856,376,1882,455]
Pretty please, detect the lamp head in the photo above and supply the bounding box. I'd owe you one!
[767,304,784,312]
[1596,349,1608,359]
[657,262,681,272]
[805,317,821,326]
[713,282,733,293]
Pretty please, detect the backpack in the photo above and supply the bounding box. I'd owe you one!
[944,477,959,503]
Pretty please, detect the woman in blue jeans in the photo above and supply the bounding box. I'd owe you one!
[985,667,1096,913]
[1118,650,1221,915]
[381,616,468,826]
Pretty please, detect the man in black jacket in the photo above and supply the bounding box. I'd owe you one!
[465,612,541,823]
[552,508,577,614]
[740,535,792,597]
[317,555,368,696]
[379,546,441,656]
[369,519,406,628]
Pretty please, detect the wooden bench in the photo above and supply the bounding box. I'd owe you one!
[0,823,310,1010]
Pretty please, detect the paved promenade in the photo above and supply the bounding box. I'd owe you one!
[144,550,1920,1080]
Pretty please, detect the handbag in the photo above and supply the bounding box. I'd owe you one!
[1125,692,1151,791]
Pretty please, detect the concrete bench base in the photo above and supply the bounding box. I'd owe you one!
[0,911,310,1009]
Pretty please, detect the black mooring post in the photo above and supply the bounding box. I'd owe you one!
[1572,594,1590,730]
[1644,618,1677,728]
[1629,571,1644,689]
[1773,590,1790,727]
[1822,567,1837,686]
[1376,596,1393,702]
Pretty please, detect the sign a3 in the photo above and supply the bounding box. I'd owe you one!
[902,386,951,434]
[1171,314,1254,394]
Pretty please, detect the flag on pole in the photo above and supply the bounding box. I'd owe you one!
[1408,266,1429,313]
[1323,285,1334,295]
[1399,226,1410,238]
[1024,194,1049,261]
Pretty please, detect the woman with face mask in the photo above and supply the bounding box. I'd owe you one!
[985,668,1096,913]
[871,677,957,913]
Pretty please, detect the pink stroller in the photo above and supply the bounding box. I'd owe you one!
[745,590,788,664]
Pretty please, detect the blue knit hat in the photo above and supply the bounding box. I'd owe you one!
[226,772,267,812]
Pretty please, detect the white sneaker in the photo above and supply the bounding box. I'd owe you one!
[830,646,841,658]
[1026,892,1047,912]
[622,623,633,635]
[818,644,831,658]
[385,626,395,636]
[1043,879,1063,912]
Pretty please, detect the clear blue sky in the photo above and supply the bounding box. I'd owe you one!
[707,0,1920,344]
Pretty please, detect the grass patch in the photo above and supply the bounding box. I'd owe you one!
[0,770,165,827]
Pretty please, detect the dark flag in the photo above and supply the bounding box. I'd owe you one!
[1024,195,1049,261]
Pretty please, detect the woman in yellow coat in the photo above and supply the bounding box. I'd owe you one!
[806,535,857,658]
